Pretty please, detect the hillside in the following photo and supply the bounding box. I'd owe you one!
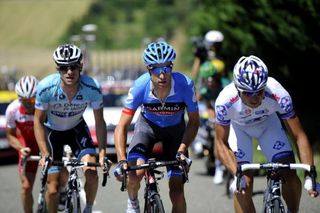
[0,0,94,78]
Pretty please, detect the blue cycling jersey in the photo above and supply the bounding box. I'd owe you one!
[124,72,198,128]
[35,73,103,131]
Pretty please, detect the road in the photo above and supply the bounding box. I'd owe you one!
[0,157,319,212]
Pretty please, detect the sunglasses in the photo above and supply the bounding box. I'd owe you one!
[148,64,173,75]
[20,97,35,105]
[58,65,80,72]
[241,89,264,97]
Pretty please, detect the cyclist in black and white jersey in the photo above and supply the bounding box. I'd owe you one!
[34,44,107,213]
[214,55,319,213]
[114,41,199,213]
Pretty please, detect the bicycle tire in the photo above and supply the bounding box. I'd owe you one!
[36,187,47,213]
[145,194,165,213]
[271,199,284,213]
[65,191,81,213]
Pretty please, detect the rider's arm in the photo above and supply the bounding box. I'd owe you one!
[283,115,314,165]
[114,111,134,161]
[214,123,237,175]
[6,127,25,152]
[93,107,107,162]
[34,108,49,158]
[178,111,199,153]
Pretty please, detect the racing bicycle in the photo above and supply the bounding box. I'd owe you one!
[22,155,111,213]
[120,158,192,213]
[236,162,317,213]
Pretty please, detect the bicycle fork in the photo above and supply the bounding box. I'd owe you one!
[64,169,81,213]
[263,178,285,213]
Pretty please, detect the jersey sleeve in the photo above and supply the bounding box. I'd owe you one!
[35,76,53,110]
[267,77,295,119]
[124,74,147,111]
[214,88,231,125]
[183,77,198,112]
[5,100,18,128]
[88,77,103,110]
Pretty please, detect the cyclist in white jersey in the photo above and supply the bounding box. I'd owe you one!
[214,55,318,213]
[34,44,107,213]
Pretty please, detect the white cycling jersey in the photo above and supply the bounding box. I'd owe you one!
[215,77,294,126]
[215,77,295,163]
[35,73,103,131]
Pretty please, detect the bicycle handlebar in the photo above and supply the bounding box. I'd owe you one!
[22,155,111,187]
[236,162,317,192]
[120,159,190,192]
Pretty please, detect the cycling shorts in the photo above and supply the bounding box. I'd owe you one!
[127,114,187,178]
[228,113,294,165]
[45,119,96,174]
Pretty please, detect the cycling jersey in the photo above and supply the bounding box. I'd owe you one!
[215,77,295,126]
[215,77,295,163]
[123,72,198,128]
[5,99,39,174]
[35,73,103,131]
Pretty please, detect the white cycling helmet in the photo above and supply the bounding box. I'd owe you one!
[204,30,224,44]
[15,75,38,98]
[53,44,82,66]
[233,55,268,92]
[143,41,176,66]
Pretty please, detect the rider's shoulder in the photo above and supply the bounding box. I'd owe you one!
[172,71,194,86]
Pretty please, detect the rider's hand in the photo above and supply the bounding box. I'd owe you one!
[304,176,320,198]
[176,152,192,173]
[114,160,127,182]
[20,147,31,157]
[229,175,246,195]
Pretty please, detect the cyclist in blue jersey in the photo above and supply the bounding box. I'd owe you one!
[114,41,200,213]
[34,44,107,213]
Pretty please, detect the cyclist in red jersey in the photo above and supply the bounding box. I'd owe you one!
[5,75,39,213]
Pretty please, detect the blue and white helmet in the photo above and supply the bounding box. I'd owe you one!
[233,55,268,92]
[53,44,82,66]
[143,41,176,66]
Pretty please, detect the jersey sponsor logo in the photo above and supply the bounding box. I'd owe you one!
[279,96,293,112]
[234,148,245,159]
[76,95,83,100]
[273,140,285,150]
[143,102,185,115]
[255,109,269,115]
[51,110,83,118]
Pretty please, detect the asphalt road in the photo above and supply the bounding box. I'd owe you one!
[0,157,319,212]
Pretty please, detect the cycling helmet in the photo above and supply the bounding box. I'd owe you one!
[53,44,82,66]
[233,55,268,92]
[199,61,217,79]
[204,30,224,44]
[15,75,38,98]
[143,41,176,66]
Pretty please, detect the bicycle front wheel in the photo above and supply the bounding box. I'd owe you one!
[145,194,165,213]
[271,199,284,213]
[65,191,81,213]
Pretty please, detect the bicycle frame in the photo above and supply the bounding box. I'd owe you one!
[23,155,111,213]
[263,170,285,213]
[236,163,317,213]
[121,158,189,213]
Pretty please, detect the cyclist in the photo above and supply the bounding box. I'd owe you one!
[34,43,107,213]
[197,61,228,184]
[5,76,39,213]
[214,55,319,213]
[114,41,199,213]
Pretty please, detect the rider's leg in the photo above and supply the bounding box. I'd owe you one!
[169,176,186,213]
[20,172,36,213]
[82,154,98,207]
[126,159,144,208]
[278,156,302,213]
[234,173,256,213]
[46,172,60,213]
